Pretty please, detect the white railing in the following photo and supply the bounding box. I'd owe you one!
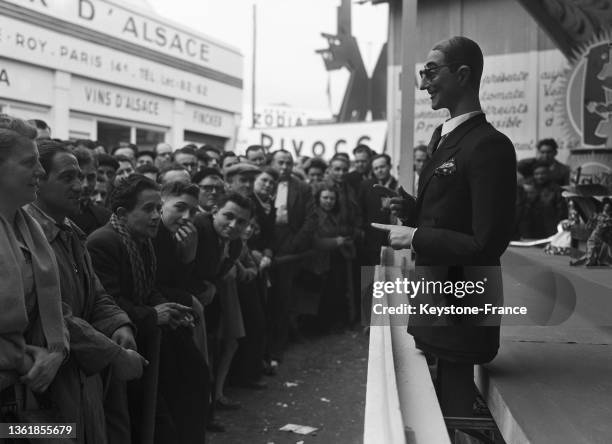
[364,248,451,444]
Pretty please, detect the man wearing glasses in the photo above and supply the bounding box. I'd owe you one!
[373,37,517,417]
[193,168,225,214]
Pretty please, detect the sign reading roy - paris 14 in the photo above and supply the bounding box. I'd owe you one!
[2,0,241,76]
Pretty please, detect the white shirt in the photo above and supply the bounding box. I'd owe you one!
[441,110,483,137]
[274,181,289,224]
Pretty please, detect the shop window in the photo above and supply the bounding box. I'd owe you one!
[136,128,165,152]
[98,122,131,152]
[183,130,227,149]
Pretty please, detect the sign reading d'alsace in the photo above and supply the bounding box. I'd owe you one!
[0,15,241,112]
[2,0,242,77]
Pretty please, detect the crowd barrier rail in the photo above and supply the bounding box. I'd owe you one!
[364,247,450,444]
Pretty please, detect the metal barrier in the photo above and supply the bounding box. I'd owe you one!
[364,248,451,444]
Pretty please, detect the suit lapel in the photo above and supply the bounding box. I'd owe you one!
[286,177,298,222]
[416,114,486,207]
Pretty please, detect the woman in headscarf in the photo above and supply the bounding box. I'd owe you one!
[0,114,68,403]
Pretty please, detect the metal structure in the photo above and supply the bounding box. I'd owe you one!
[316,0,387,122]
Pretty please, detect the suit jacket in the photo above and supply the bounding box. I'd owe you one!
[192,213,243,285]
[273,176,317,256]
[407,114,516,363]
[71,201,112,236]
[359,177,398,264]
[191,213,243,332]
[249,195,276,257]
[345,169,373,196]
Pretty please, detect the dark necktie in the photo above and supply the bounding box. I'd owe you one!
[427,125,443,156]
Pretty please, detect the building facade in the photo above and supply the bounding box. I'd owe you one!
[0,0,242,151]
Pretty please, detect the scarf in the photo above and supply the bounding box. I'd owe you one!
[109,213,156,304]
[0,209,68,357]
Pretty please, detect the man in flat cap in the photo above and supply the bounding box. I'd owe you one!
[225,162,261,198]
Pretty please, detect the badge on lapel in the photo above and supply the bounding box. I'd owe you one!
[434,158,457,176]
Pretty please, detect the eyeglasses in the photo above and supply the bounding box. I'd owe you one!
[418,62,463,80]
[199,184,224,193]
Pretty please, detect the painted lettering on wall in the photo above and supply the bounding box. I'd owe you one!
[10,0,212,64]
[240,122,387,160]
[192,110,222,127]
[121,17,210,63]
[0,16,228,109]
[0,69,10,86]
[84,86,160,115]
[259,132,372,158]
[2,0,242,81]
[253,108,307,128]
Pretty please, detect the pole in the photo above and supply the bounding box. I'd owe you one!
[251,2,257,128]
[398,0,417,193]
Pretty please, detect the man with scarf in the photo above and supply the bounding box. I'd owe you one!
[87,175,208,444]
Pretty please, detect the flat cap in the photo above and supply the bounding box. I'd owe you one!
[224,162,261,179]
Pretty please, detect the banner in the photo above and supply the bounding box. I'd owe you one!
[239,121,387,160]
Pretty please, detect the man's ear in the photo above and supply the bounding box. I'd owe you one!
[457,65,472,87]
[211,205,219,216]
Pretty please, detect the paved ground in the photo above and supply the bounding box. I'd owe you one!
[209,329,369,444]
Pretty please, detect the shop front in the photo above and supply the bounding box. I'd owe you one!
[0,0,242,151]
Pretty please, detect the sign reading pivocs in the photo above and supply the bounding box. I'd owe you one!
[241,121,387,160]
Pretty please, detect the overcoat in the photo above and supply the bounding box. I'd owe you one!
[26,204,132,444]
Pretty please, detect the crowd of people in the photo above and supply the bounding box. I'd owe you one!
[515,138,571,239]
[0,111,575,443]
[0,115,410,444]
